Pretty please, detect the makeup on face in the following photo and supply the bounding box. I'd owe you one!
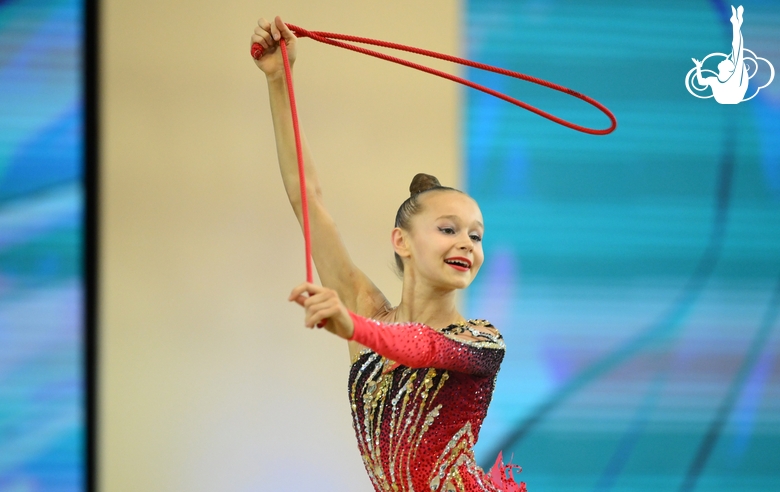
[410,192,485,285]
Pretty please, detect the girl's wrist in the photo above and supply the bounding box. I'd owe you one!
[265,65,294,83]
[265,70,286,83]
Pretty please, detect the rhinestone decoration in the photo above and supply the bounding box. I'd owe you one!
[347,318,526,491]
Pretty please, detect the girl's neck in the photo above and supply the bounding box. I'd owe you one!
[394,275,465,329]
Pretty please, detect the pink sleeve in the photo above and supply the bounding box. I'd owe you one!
[347,311,503,377]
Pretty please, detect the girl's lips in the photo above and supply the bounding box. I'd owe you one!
[446,262,470,272]
[445,257,472,271]
[445,256,472,268]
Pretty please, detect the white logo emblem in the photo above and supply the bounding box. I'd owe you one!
[685,5,774,104]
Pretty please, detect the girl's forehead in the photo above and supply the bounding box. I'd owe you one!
[421,192,483,223]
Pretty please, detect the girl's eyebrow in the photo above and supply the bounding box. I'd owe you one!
[435,215,484,229]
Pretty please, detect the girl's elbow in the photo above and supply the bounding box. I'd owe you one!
[287,192,303,211]
[310,183,324,201]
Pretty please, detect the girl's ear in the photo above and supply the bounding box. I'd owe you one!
[391,227,411,258]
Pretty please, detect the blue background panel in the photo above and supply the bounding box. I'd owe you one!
[465,1,779,491]
[0,0,84,490]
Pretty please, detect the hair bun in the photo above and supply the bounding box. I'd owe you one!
[409,173,442,197]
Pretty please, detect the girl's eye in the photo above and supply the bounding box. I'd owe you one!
[439,227,455,234]
[470,235,482,242]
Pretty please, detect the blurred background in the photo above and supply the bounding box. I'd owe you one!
[0,0,777,491]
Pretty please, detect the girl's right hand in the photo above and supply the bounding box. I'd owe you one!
[288,282,355,340]
[251,16,297,77]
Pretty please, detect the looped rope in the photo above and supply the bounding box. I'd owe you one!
[252,23,617,297]
[252,23,617,135]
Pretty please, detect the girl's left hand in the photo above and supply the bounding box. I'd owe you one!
[252,16,297,77]
[288,283,355,340]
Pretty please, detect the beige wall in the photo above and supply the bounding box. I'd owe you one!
[100,1,461,490]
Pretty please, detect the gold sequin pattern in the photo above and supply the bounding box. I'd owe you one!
[348,320,507,491]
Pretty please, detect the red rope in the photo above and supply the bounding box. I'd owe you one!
[252,23,617,135]
[277,40,314,284]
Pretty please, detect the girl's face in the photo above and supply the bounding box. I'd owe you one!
[397,191,485,290]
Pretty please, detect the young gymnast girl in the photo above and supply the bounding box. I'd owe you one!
[252,16,525,492]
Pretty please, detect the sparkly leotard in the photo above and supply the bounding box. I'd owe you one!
[347,312,526,492]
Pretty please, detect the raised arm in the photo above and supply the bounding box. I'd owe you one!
[252,17,390,320]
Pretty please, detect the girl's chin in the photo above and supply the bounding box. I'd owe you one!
[446,276,474,290]
[417,268,477,290]
[427,278,470,291]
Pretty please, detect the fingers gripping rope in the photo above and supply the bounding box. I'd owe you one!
[252,23,617,135]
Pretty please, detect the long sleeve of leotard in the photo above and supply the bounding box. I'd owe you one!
[347,311,504,377]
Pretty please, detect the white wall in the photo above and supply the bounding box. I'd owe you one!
[100,1,461,490]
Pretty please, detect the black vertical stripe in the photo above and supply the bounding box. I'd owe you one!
[83,0,100,490]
